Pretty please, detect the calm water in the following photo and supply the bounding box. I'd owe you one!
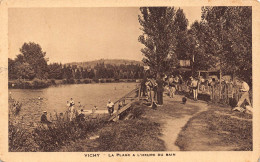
[9,83,138,124]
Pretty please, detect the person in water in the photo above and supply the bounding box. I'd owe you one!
[107,99,114,116]
[70,98,75,107]
[66,101,70,108]
[92,105,98,113]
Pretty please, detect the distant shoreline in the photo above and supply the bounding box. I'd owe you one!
[8,78,141,89]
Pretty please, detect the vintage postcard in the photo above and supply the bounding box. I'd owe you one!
[0,0,259,161]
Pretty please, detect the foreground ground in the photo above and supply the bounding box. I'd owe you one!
[59,93,252,151]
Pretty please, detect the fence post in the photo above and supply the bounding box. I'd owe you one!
[138,87,141,101]
[219,70,222,100]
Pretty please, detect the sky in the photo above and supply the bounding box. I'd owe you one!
[8,7,202,64]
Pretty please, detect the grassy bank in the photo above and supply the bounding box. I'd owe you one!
[9,116,108,152]
[8,78,138,89]
[59,102,165,151]
[175,103,252,151]
[9,101,165,152]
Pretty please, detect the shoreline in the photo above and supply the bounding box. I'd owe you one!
[8,93,252,152]
[8,78,141,89]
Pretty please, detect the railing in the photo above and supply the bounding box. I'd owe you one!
[113,85,140,105]
[178,81,251,105]
[108,85,141,121]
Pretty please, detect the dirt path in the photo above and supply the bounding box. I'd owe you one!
[146,94,209,151]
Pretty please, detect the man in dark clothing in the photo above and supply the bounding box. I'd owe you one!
[76,109,85,128]
[41,111,52,124]
[76,109,85,122]
[141,76,148,97]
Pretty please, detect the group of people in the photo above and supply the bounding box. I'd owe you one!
[140,71,252,110]
[140,74,166,108]
[41,98,86,124]
[40,74,252,125]
[106,99,125,116]
[167,74,183,98]
[66,98,82,121]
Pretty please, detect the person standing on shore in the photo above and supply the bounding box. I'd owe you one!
[69,105,75,121]
[208,78,216,100]
[141,75,147,97]
[68,98,75,121]
[234,79,252,108]
[145,77,152,101]
[107,99,114,116]
[174,75,180,92]
[118,100,124,111]
[168,75,175,98]
[191,77,199,101]
[147,76,158,107]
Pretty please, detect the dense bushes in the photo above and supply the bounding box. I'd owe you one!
[9,122,39,152]
[8,101,148,152]
[9,116,107,152]
[83,79,92,84]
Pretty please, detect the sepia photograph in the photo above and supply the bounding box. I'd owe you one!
[6,5,254,154]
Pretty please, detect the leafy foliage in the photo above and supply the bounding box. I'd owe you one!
[9,42,145,81]
[200,7,252,82]
[138,7,179,74]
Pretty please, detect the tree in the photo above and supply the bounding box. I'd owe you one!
[75,69,81,79]
[138,7,178,75]
[188,21,219,72]
[174,8,190,60]
[16,62,35,80]
[48,63,63,79]
[201,6,252,83]
[8,58,17,80]
[19,42,49,79]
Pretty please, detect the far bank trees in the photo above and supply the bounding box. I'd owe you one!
[8,42,144,81]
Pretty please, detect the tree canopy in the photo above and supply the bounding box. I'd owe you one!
[138,6,252,84]
[138,7,179,75]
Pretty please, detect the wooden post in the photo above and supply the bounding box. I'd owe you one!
[198,71,201,92]
[219,70,222,100]
[138,86,141,101]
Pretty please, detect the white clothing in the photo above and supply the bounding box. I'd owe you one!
[241,81,250,92]
[107,102,114,108]
[191,80,198,87]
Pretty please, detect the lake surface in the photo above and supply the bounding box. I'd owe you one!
[9,83,138,124]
